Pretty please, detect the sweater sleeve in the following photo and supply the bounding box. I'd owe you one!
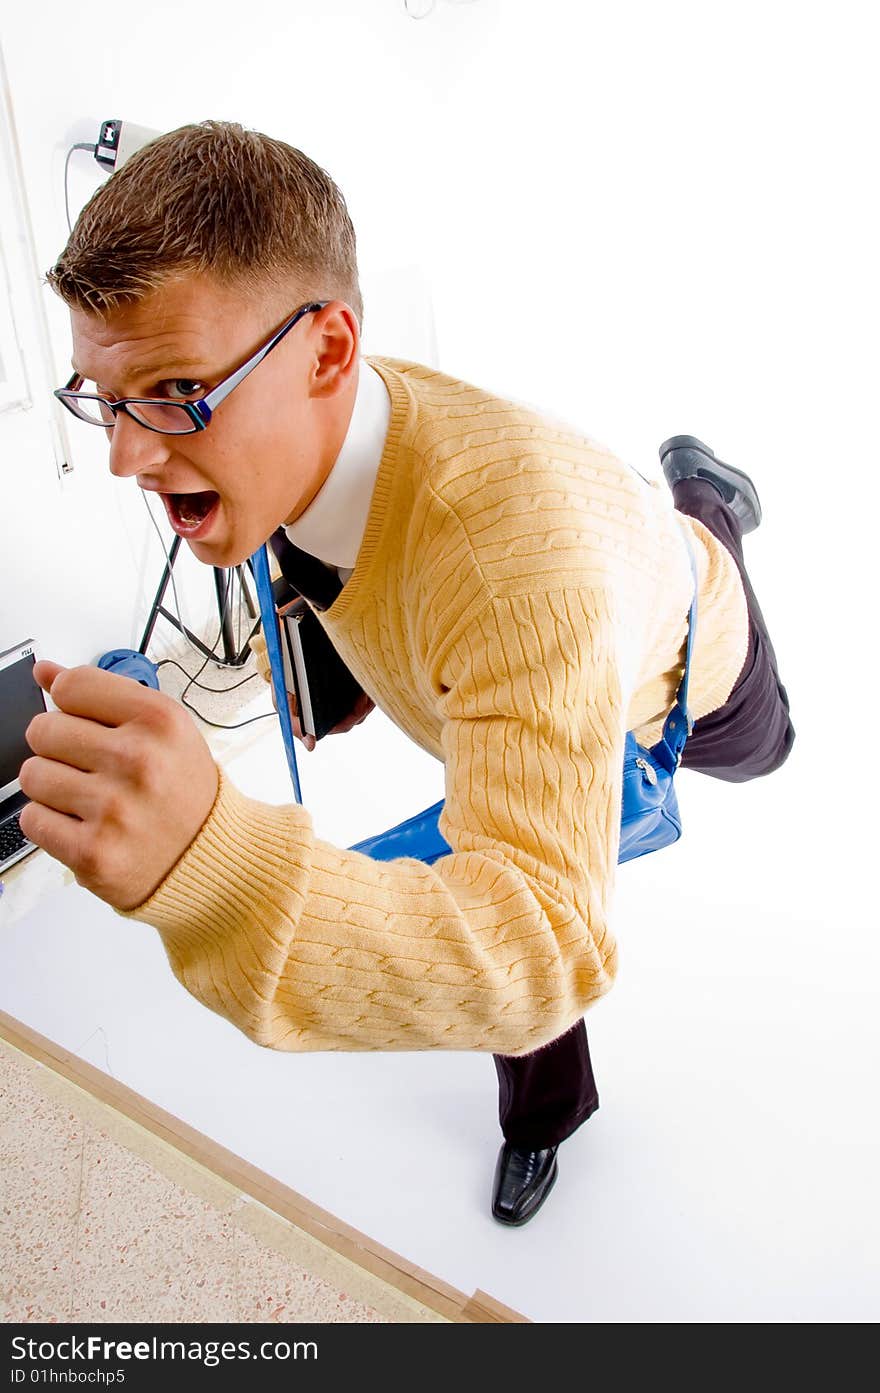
[248,629,272,685]
[120,584,625,1056]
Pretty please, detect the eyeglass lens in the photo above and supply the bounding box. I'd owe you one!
[62,386,196,434]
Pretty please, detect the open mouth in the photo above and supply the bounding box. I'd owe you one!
[161,490,221,538]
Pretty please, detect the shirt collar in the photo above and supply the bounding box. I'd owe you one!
[282,358,391,571]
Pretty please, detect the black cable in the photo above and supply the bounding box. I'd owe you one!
[155,573,274,730]
[155,658,261,694]
[180,701,275,733]
[64,143,98,233]
[140,487,257,670]
[140,492,273,727]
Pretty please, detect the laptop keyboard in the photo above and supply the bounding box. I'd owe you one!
[1,813,30,861]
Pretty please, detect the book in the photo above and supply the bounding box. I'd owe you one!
[271,577,366,741]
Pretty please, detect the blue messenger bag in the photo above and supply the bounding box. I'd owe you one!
[251,520,698,867]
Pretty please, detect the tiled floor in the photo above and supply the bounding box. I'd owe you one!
[0,1037,446,1324]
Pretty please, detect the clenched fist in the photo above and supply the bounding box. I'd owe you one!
[18,660,219,912]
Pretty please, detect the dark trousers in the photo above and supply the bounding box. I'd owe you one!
[493,476,796,1148]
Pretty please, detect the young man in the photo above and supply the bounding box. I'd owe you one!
[24,121,794,1227]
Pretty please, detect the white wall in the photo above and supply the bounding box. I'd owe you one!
[1,0,875,698]
[0,0,878,1318]
[0,0,453,665]
[0,0,876,990]
[1,0,876,988]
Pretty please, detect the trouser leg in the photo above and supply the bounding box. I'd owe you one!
[493,1017,599,1149]
[672,476,796,782]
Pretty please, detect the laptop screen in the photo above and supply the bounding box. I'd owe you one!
[0,648,46,802]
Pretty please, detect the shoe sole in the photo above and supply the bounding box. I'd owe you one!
[659,434,762,535]
[491,1158,559,1227]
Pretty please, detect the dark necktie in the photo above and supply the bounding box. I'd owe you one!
[269,529,344,612]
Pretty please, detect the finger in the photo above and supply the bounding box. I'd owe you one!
[25,710,117,774]
[288,704,306,740]
[18,799,86,868]
[327,692,375,736]
[273,691,310,748]
[32,659,66,696]
[19,756,95,819]
[34,662,164,728]
[294,719,314,750]
[328,715,357,735]
[268,684,299,717]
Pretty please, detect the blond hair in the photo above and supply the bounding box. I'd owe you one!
[47,120,363,328]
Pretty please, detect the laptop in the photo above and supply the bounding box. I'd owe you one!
[0,639,48,873]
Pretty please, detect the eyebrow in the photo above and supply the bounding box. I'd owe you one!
[71,360,211,387]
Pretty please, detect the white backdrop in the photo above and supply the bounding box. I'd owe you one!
[0,0,877,1322]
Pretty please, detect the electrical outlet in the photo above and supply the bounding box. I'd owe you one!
[94,119,160,172]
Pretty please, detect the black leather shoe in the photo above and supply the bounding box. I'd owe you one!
[491,1142,559,1227]
[659,434,763,535]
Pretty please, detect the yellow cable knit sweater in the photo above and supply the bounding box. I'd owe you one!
[124,357,749,1057]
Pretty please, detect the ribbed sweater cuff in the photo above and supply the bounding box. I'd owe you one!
[248,631,273,684]
[118,765,311,944]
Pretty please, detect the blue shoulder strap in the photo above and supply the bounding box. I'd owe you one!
[251,543,303,804]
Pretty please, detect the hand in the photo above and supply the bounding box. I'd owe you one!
[252,630,376,750]
[268,683,376,751]
[18,661,219,912]
[324,688,376,738]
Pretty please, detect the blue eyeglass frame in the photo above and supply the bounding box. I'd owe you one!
[54,299,330,434]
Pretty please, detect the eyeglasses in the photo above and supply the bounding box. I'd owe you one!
[54,300,329,435]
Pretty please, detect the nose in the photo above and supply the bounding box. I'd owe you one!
[107,410,173,479]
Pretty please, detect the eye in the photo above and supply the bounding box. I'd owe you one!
[160,379,206,400]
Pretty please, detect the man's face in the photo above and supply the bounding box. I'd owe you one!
[69,273,359,568]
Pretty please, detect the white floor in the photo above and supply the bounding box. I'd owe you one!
[2,643,877,1323]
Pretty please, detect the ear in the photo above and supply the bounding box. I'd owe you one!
[309,301,360,398]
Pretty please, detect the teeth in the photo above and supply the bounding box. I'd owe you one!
[173,492,214,527]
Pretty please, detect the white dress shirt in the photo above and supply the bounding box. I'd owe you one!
[282,358,391,586]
